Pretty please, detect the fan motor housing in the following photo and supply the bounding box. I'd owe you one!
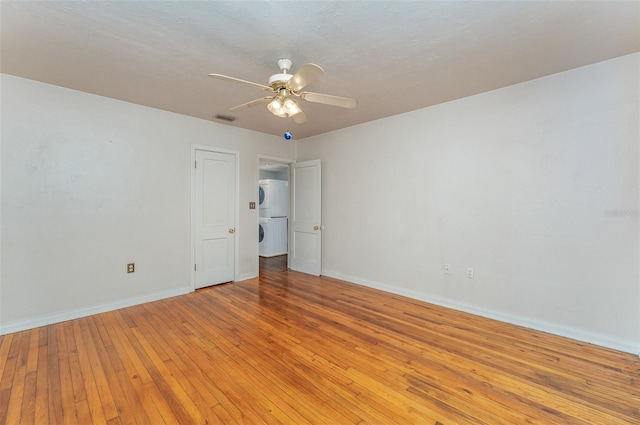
[269,73,293,86]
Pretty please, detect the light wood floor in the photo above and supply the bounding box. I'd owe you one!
[1,255,639,424]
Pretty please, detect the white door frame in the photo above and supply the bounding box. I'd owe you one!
[191,145,240,291]
[256,154,294,274]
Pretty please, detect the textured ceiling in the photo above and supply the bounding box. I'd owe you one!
[1,1,639,139]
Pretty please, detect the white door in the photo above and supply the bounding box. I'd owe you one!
[194,150,236,288]
[290,159,322,276]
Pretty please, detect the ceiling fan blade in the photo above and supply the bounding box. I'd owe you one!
[288,63,324,92]
[208,73,273,92]
[292,109,307,124]
[299,91,357,109]
[229,97,273,112]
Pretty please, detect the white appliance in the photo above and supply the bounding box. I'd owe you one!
[259,217,288,257]
[259,179,289,218]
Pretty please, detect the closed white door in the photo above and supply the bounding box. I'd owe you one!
[290,160,322,276]
[194,150,236,288]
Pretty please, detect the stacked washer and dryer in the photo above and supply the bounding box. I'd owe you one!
[258,179,289,257]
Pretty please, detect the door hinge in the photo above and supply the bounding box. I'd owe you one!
[194,264,197,272]
[194,160,197,168]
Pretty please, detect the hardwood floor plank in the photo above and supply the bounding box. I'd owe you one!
[76,319,120,423]
[128,325,211,424]
[103,313,160,425]
[2,255,639,424]
[100,311,153,384]
[110,310,191,424]
[57,323,78,425]
[98,313,180,424]
[171,307,309,424]
[71,320,109,425]
[65,324,87,406]
[4,332,27,425]
[0,334,14,424]
[86,315,151,424]
[19,370,37,425]
[46,325,64,425]
[74,398,93,425]
[0,334,14,385]
[174,323,267,423]
[144,305,289,424]
[133,304,220,409]
[181,291,362,424]
[126,306,225,424]
[0,333,19,394]
[34,327,50,425]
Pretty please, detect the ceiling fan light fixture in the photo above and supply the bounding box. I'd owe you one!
[267,97,286,117]
[268,95,301,118]
[283,98,301,116]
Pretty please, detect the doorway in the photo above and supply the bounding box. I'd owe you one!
[257,156,292,275]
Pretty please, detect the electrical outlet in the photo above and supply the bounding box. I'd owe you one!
[444,263,451,275]
[249,202,256,209]
[127,263,135,273]
[466,266,474,279]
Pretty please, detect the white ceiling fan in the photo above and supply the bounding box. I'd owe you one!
[208,59,357,124]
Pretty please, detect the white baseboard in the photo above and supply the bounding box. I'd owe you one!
[321,269,640,356]
[0,286,193,335]
[235,273,258,282]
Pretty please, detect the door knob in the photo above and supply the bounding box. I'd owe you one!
[228,228,235,234]
[314,226,320,231]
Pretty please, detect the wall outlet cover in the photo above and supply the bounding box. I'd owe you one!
[466,267,474,279]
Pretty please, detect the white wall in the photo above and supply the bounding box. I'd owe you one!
[260,170,279,180]
[0,74,294,333]
[259,169,289,181]
[297,53,640,354]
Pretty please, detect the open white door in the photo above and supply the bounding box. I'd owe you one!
[194,149,236,288]
[290,159,322,276]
